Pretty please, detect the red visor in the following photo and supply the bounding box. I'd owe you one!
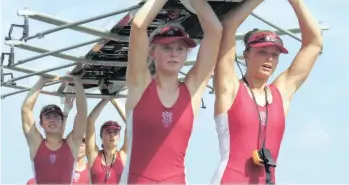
[40,104,64,118]
[150,26,197,48]
[104,125,121,130]
[99,121,121,137]
[246,32,288,54]
[101,121,121,130]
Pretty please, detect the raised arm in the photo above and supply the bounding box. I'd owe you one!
[111,100,126,122]
[213,0,264,116]
[86,99,109,167]
[110,100,127,150]
[126,0,168,91]
[110,99,127,165]
[21,77,53,158]
[273,0,323,100]
[62,97,75,132]
[66,76,88,156]
[185,0,222,105]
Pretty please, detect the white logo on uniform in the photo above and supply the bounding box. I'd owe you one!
[162,111,173,127]
[73,172,80,182]
[49,154,56,164]
[259,111,267,125]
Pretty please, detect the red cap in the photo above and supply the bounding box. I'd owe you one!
[40,104,64,118]
[246,31,288,54]
[150,25,197,48]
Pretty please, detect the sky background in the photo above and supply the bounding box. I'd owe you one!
[1,0,349,184]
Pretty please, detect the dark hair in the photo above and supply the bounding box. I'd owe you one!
[243,28,260,46]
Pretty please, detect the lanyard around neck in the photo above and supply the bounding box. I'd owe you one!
[102,151,116,183]
[242,77,269,149]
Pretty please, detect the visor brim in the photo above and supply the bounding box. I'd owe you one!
[152,36,197,48]
[249,42,288,54]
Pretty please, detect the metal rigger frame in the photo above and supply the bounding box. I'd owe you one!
[1,3,330,105]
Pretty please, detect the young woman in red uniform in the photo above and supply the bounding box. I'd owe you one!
[86,99,127,184]
[72,137,90,184]
[212,0,323,184]
[120,0,222,183]
[61,97,89,184]
[21,75,87,184]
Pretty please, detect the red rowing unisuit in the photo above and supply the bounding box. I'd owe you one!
[28,165,89,185]
[121,79,194,184]
[211,82,285,184]
[90,151,124,184]
[33,139,75,184]
[72,164,90,184]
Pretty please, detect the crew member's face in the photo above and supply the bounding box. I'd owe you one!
[151,40,188,75]
[78,138,86,158]
[102,128,120,148]
[41,112,63,134]
[245,46,281,79]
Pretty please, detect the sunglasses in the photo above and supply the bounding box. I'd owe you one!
[247,33,284,47]
[150,26,188,43]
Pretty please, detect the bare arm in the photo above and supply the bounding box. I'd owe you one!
[21,77,50,158]
[185,0,222,111]
[273,0,323,101]
[213,0,264,116]
[126,0,168,94]
[86,99,109,167]
[110,99,127,153]
[66,76,88,156]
